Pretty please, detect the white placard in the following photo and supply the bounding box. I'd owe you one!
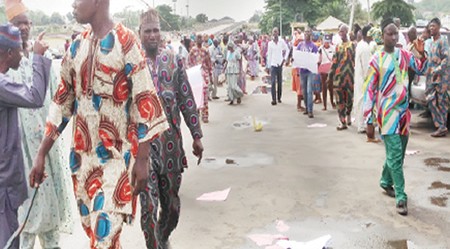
[186,65,205,108]
[292,50,319,74]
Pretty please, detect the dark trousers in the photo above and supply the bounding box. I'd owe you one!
[270,66,283,102]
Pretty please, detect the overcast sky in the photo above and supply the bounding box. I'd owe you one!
[21,0,266,21]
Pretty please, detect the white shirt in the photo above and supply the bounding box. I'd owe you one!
[319,44,335,65]
[266,38,289,68]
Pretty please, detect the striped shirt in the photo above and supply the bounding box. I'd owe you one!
[363,48,428,135]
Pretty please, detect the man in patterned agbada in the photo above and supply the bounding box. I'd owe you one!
[29,0,168,248]
[138,8,204,249]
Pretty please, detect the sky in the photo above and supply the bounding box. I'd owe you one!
[21,0,267,21]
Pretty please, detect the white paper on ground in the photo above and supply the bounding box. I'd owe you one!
[196,187,231,201]
[292,50,319,74]
[276,220,290,232]
[247,234,289,246]
[405,150,420,156]
[186,64,205,108]
[307,123,327,128]
[277,234,331,249]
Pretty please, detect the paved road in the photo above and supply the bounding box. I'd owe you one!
[35,66,450,248]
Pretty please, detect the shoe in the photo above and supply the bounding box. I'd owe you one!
[381,186,395,198]
[212,96,220,100]
[430,128,448,137]
[278,99,282,103]
[303,111,308,115]
[396,200,408,216]
[336,124,348,130]
[208,97,212,101]
[308,113,314,118]
[297,107,306,112]
[347,115,352,126]
[357,129,366,134]
[160,240,172,249]
[271,101,277,105]
[237,98,241,104]
[229,101,234,105]
[224,98,231,101]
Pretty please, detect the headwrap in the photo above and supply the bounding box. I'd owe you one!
[312,31,320,42]
[5,0,27,21]
[368,27,382,45]
[140,8,160,25]
[0,23,22,49]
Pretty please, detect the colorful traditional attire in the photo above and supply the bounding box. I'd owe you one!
[353,40,372,132]
[7,52,73,249]
[0,54,51,249]
[45,23,168,249]
[426,36,449,133]
[363,48,428,206]
[141,48,203,249]
[329,41,356,126]
[188,46,212,122]
[246,42,260,78]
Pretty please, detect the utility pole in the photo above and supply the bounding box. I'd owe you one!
[186,0,189,17]
[279,0,282,37]
[349,0,356,29]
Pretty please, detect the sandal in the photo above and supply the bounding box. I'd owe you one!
[336,124,348,131]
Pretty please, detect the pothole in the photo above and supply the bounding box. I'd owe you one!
[430,196,448,207]
[424,158,450,172]
[428,181,450,190]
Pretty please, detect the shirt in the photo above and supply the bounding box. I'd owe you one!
[426,35,449,86]
[329,41,356,88]
[146,48,203,174]
[363,48,428,135]
[0,55,51,209]
[46,23,168,218]
[266,38,289,68]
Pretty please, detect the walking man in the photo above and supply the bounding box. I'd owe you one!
[363,18,428,215]
[329,24,356,130]
[354,25,373,134]
[209,38,224,100]
[297,28,319,118]
[29,0,168,248]
[0,23,50,249]
[138,9,204,249]
[426,18,449,137]
[266,27,289,105]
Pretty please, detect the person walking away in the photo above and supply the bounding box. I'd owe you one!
[426,18,449,137]
[354,25,373,134]
[318,34,336,110]
[266,27,289,105]
[329,25,356,130]
[363,18,428,216]
[0,23,51,249]
[188,34,213,123]
[297,28,319,118]
[6,1,73,248]
[138,9,204,248]
[209,38,224,100]
[28,1,169,248]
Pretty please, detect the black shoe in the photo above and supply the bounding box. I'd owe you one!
[271,101,277,105]
[229,101,234,105]
[278,99,282,103]
[396,200,408,216]
[381,186,395,198]
[430,128,448,137]
[308,113,314,118]
[212,96,220,100]
[303,111,308,115]
[237,98,241,104]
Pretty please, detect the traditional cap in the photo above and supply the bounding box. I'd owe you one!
[323,34,332,42]
[0,23,22,49]
[140,8,160,25]
[5,0,28,21]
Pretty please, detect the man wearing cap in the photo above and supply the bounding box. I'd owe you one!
[138,8,204,249]
[6,1,73,248]
[28,0,168,248]
[0,23,51,249]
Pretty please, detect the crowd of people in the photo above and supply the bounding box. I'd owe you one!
[0,0,449,248]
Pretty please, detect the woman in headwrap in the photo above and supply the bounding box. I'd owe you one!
[223,41,244,105]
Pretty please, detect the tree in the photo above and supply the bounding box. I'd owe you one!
[371,0,415,26]
[50,12,65,25]
[66,12,73,22]
[195,13,208,23]
[0,7,7,23]
[156,4,181,31]
[249,11,263,23]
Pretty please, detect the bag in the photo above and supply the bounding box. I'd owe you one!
[318,63,331,74]
[218,73,226,84]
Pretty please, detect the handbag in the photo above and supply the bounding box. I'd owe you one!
[318,63,331,74]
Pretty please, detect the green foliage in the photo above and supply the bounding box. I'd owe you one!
[0,7,7,23]
[249,11,263,23]
[414,0,450,19]
[156,4,181,31]
[259,0,369,35]
[113,8,141,30]
[50,12,65,25]
[371,0,415,26]
[195,13,208,23]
